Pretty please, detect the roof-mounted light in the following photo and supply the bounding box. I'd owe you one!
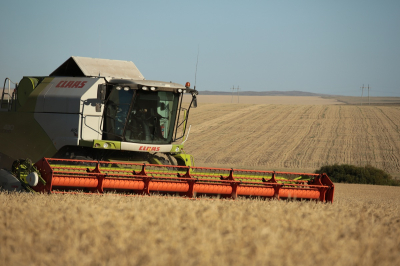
[116,86,122,90]
[123,86,130,91]
[178,89,183,93]
[150,87,156,91]
[142,86,148,91]
[185,82,190,88]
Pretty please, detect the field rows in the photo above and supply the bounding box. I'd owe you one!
[1,184,399,266]
[184,104,400,178]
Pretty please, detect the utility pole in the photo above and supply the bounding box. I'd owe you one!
[360,84,364,106]
[231,86,240,103]
[231,85,234,103]
[368,84,370,105]
[237,86,240,103]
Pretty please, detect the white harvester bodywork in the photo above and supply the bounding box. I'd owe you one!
[0,56,197,175]
[34,76,104,150]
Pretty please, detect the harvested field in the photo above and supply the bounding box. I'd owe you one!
[182,102,400,179]
[328,96,400,106]
[183,95,344,105]
[1,184,399,266]
[2,96,400,265]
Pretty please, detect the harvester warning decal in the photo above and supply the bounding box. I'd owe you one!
[139,146,161,152]
[56,80,87,88]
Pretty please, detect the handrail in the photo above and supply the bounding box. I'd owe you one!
[1,78,18,111]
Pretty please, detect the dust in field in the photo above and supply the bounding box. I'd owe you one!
[184,104,400,179]
[1,186,400,266]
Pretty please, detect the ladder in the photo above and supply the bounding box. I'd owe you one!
[1,78,17,111]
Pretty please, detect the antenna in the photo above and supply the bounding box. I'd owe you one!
[194,46,199,90]
[98,27,101,58]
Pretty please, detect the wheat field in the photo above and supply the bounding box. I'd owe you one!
[183,102,400,179]
[1,184,399,266]
[2,96,400,265]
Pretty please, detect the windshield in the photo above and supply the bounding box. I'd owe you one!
[103,89,180,144]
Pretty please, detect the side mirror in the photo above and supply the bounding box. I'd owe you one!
[193,95,197,108]
[96,84,106,112]
[97,84,106,102]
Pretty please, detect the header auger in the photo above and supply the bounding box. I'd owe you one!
[0,57,334,202]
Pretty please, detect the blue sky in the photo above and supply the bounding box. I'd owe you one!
[1,0,399,96]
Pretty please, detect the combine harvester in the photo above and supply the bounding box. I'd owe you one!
[0,57,334,202]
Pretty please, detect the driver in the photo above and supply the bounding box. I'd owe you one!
[129,98,163,141]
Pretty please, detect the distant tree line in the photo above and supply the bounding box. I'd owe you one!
[315,164,399,186]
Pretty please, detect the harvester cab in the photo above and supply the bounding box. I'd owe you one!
[92,78,198,166]
[0,57,334,202]
[101,80,193,146]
